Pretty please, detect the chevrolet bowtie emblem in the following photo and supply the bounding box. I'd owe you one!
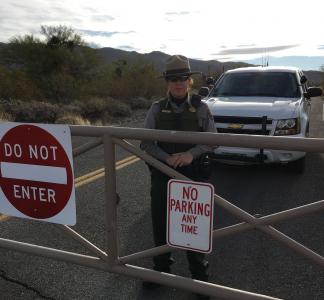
[228,123,244,129]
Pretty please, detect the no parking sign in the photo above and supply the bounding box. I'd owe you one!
[0,123,76,225]
[167,179,214,253]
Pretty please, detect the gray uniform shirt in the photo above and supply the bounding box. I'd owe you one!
[140,95,216,162]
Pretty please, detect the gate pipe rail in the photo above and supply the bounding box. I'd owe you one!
[0,237,280,300]
[55,225,108,261]
[113,137,324,267]
[103,134,119,266]
[71,126,324,153]
[111,264,281,300]
[72,137,102,157]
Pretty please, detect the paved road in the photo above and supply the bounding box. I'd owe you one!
[0,100,323,299]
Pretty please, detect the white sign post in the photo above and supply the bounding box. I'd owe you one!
[167,179,214,253]
[0,123,76,225]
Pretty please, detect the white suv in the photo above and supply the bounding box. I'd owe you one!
[200,66,322,172]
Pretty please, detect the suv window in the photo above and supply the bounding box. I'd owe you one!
[211,72,301,98]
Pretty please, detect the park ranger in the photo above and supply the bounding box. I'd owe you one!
[140,55,215,299]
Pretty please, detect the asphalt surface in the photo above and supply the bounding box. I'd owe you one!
[0,101,323,300]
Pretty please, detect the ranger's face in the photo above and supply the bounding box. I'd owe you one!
[167,76,190,99]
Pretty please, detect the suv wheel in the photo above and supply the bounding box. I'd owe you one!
[287,156,306,173]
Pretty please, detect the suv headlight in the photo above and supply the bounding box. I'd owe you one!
[274,118,300,135]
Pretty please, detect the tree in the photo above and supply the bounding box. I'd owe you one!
[0,26,102,102]
[41,25,85,49]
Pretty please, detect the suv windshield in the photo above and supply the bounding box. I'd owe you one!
[211,72,301,98]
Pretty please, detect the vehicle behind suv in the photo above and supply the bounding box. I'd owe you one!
[200,66,322,172]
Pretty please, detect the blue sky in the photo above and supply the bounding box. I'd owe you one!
[1,0,324,70]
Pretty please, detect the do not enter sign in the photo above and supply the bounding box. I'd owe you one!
[167,179,214,253]
[0,123,76,225]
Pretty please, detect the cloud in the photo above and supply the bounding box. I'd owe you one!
[317,45,324,50]
[92,15,115,22]
[165,11,190,16]
[77,29,135,37]
[118,45,138,51]
[88,42,101,48]
[212,44,299,55]
[236,44,256,47]
[0,2,81,42]
[215,57,234,61]
[160,44,167,49]
[83,7,99,14]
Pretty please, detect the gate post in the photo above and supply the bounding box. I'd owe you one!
[103,134,119,266]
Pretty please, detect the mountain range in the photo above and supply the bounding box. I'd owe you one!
[98,47,251,76]
[98,47,324,85]
[0,42,322,85]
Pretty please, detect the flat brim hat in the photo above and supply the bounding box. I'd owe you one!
[159,54,201,78]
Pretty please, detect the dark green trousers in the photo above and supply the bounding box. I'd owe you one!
[150,167,209,279]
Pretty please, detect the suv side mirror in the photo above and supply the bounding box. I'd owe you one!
[198,87,210,97]
[206,77,214,85]
[306,87,323,98]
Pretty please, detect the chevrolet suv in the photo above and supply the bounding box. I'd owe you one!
[200,66,322,172]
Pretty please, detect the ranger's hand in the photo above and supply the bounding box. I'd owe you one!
[166,155,179,167]
[167,152,193,168]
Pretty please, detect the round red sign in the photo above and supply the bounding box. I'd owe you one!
[0,125,73,219]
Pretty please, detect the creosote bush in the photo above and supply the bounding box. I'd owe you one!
[0,100,60,123]
[128,97,151,110]
[80,97,131,122]
[0,97,133,125]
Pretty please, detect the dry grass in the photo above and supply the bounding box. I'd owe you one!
[55,113,90,125]
[0,111,14,122]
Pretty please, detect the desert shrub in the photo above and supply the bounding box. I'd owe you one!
[107,98,131,118]
[62,101,83,115]
[128,97,150,110]
[79,97,108,120]
[0,100,60,123]
[55,113,90,125]
[101,111,113,124]
[0,65,43,101]
[0,111,14,121]
[80,97,131,121]
[94,60,165,100]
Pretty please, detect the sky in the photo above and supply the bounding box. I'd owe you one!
[1,0,324,70]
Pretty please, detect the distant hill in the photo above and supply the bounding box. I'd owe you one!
[0,42,322,85]
[303,70,323,86]
[244,56,324,72]
[98,47,251,76]
[98,47,323,85]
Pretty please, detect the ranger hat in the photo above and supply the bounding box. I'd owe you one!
[160,54,201,78]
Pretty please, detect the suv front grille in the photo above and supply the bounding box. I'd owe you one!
[214,116,272,124]
[214,115,272,135]
[217,128,270,135]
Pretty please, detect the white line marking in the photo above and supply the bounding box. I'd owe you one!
[1,162,67,184]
